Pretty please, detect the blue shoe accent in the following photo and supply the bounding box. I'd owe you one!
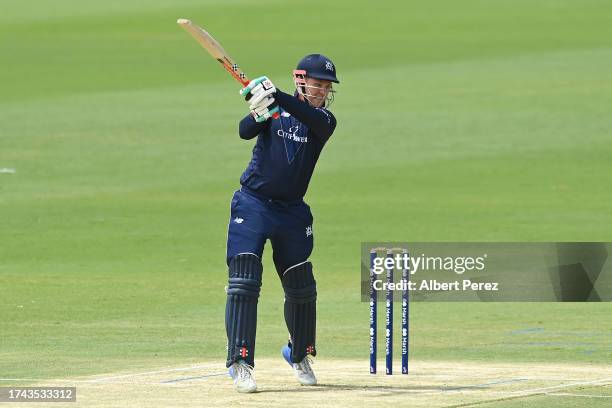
[281,345,292,365]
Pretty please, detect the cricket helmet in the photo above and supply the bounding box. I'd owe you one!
[293,54,338,107]
[294,54,339,83]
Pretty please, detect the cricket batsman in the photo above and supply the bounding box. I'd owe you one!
[224,54,339,392]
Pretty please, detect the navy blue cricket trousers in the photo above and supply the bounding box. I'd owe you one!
[226,187,314,275]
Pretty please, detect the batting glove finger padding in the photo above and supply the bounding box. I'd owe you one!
[252,101,274,116]
[249,94,276,111]
[239,77,264,97]
[252,104,280,122]
[249,88,275,107]
[240,76,276,99]
[247,83,264,98]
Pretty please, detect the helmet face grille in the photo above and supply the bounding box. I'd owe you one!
[292,69,336,108]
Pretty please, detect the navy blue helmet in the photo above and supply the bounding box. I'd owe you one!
[294,54,339,83]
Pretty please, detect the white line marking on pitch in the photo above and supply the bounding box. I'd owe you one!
[0,364,224,384]
[84,364,222,383]
[160,373,228,383]
[547,393,612,398]
[0,379,109,383]
[417,376,612,397]
[510,377,612,395]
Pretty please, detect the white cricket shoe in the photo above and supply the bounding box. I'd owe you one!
[281,345,317,386]
[228,360,257,393]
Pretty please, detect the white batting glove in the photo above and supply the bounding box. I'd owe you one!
[240,76,279,122]
[250,102,280,122]
[240,76,277,102]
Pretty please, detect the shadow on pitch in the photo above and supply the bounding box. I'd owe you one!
[257,382,495,394]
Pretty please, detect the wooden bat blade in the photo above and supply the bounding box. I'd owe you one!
[177,18,249,86]
[177,18,279,120]
[177,19,228,60]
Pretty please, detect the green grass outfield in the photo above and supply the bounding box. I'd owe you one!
[1,0,611,404]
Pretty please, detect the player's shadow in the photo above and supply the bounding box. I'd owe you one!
[258,383,490,394]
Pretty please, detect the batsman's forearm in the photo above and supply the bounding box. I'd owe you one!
[275,90,336,141]
[239,114,266,139]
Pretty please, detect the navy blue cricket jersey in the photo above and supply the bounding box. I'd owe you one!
[237,90,337,201]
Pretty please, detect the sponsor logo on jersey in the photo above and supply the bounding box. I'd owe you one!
[277,125,308,143]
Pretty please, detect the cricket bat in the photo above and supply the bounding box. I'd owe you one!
[177,18,280,119]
